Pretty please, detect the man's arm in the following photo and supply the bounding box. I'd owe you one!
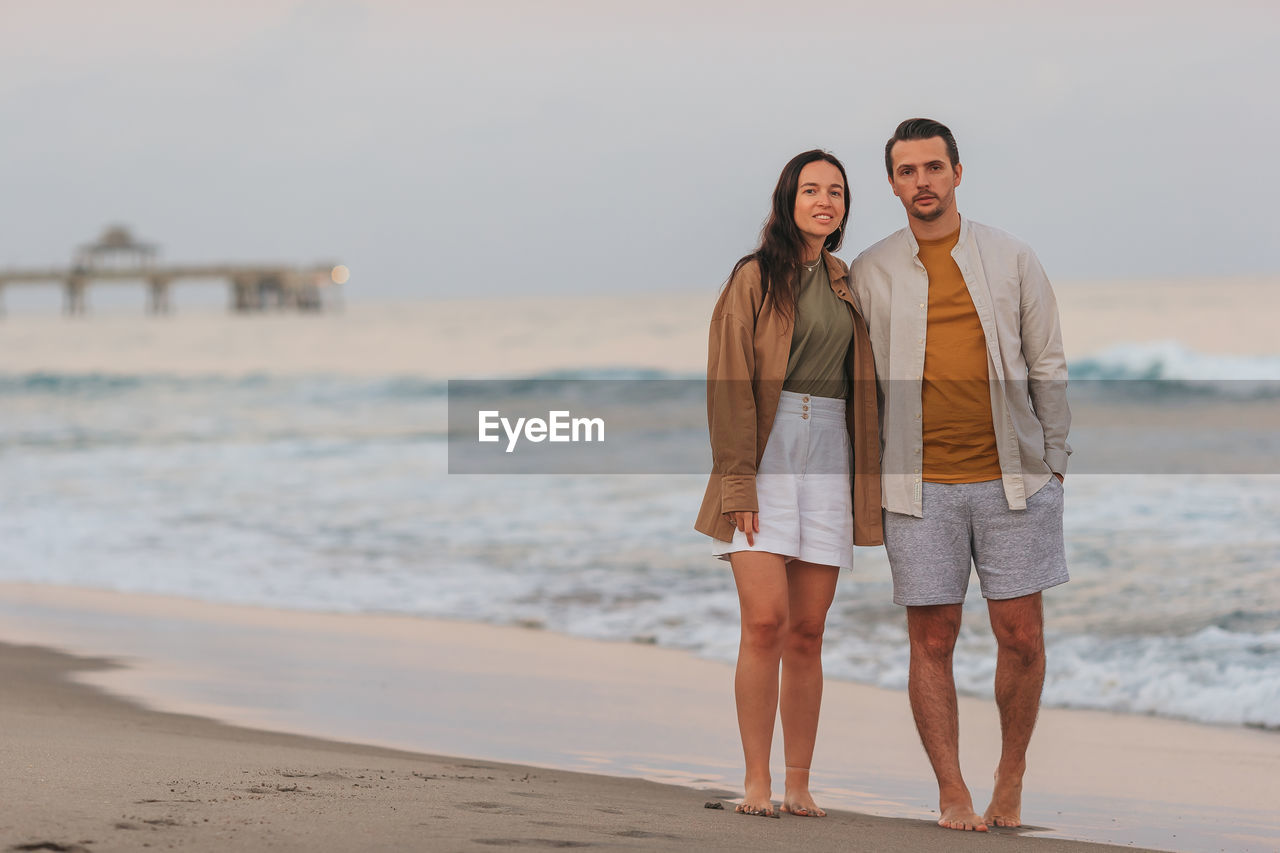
[1018,247,1071,477]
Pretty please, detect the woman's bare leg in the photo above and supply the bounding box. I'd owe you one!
[779,560,839,817]
[729,551,790,815]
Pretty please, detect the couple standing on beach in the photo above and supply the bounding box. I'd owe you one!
[695,118,1071,832]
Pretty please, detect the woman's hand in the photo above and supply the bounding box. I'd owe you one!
[725,511,759,547]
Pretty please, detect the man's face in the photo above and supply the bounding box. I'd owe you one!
[888,137,962,223]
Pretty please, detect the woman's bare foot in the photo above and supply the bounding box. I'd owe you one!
[983,767,1024,827]
[938,784,988,831]
[780,766,826,817]
[734,775,775,817]
[779,797,826,817]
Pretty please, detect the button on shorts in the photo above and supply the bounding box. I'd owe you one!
[883,477,1068,606]
[711,390,853,570]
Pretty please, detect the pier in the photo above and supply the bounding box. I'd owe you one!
[0,226,347,315]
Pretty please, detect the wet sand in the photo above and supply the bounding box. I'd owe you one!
[2,583,1278,852]
[7,637,1177,850]
[0,640,1161,853]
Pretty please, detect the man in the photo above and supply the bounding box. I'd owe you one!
[850,118,1070,832]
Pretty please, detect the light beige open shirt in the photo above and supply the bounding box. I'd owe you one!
[849,217,1071,518]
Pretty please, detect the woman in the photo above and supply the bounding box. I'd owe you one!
[694,150,882,817]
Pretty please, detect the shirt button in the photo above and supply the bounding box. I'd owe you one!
[918,303,925,309]
[914,448,920,454]
[918,338,924,344]
[801,413,808,419]
[914,412,921,420]
[802,406,809,412]
[802,396,810,402]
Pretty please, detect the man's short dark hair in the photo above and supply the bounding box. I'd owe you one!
[885,118,960,176]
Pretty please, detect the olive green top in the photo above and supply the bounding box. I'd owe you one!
[783,261,853,398]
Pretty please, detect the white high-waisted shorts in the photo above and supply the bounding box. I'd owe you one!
[711,390,853,570]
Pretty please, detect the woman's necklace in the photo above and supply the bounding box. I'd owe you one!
[801,256,821,272]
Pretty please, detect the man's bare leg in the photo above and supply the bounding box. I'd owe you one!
[729,552,790,816]
[983,592,1046,828]
[778,560,839,817]
[907,604,988,831]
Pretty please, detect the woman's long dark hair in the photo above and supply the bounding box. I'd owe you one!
[729,150,850,322]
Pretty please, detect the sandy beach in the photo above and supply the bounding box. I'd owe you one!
[0,640,1169,853]
[2,583,1277,852]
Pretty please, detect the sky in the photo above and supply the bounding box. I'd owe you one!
[1,0,1277,303]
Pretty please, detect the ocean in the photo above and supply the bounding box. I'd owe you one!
[1,292,1278,732]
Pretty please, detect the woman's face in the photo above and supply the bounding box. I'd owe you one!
[793,160,846,250]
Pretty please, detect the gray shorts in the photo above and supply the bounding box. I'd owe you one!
[883,478,1068,606]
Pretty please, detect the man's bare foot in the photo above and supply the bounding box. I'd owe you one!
[939,803,988,831]
[734,776,775,817]
[780,766,826,817]
[983,768,1024,827]
[938,786,988,831]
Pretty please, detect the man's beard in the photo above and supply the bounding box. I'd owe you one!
[910,195,949,222]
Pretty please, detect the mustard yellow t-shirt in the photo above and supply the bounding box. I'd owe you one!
[918,229,1001,483]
